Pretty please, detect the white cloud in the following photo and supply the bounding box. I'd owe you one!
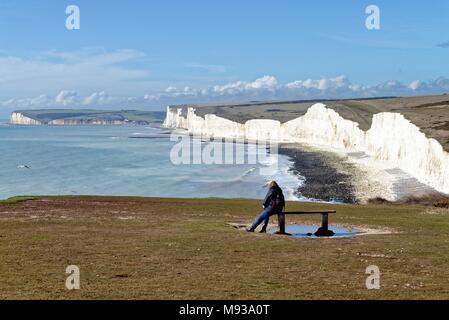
[144,75,449,105]
[209,75,278,95]
[2,90,114,110]
[1,47,449,115]
[286,75,352,91]
[409,80,422,91]
[55,90,79,106]
[2,75,449,113]
[83,91,110,106]
[165,86,178,93]
[0,48,151,100]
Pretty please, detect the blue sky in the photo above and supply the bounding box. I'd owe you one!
[0,0,449,113]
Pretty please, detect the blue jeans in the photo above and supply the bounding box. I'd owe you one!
[250,206,273,230]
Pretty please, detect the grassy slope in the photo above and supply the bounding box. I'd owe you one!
[191,95,449,151]
[0,196,38,204]
[17,109,165,123]
[1,196,449,299]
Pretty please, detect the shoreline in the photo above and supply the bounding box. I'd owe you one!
[279,143,438,204]
[278,145,358,203]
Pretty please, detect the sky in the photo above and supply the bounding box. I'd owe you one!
[0,0,449,115]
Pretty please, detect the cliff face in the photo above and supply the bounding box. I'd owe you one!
[10,112,43,125]
[163,103,449,195]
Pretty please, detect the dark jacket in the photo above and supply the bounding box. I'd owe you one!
[263,186,285,214]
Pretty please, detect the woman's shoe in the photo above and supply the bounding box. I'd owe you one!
[246,227,255,232]
[260,226,267,233]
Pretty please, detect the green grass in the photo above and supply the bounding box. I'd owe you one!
[1,196,449,299]
[0,196,39,204]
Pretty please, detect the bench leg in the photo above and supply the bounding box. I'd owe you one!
[278,214,285,234]
[321,213,329,231]
[315,213,334,237]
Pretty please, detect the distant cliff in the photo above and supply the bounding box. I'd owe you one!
[10,112,43,125]
[10,109,164,125]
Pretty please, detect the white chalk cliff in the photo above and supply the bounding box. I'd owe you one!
[10,112,131,125]
[163,103,449,195]
[10,112,43,125]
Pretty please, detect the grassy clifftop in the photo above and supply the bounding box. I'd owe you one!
[13,109,165,125]
[1,196,449,299]
[183,94,449,151]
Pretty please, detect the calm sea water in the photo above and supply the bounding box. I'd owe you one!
[0,122,304,200]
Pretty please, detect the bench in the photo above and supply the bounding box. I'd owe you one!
[277,210,337,237]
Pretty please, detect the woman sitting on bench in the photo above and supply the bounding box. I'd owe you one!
[247,181,285,233]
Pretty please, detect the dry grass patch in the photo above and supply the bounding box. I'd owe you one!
[0,196,449,299]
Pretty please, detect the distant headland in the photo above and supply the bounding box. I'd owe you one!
[10,109,165,125]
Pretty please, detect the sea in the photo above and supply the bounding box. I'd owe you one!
[0,121,305,201]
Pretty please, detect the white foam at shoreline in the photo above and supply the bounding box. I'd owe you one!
[264,154,305,201]
[164,103,449,197]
